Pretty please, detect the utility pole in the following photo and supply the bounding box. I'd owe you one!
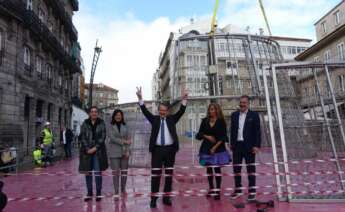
[88,40,102,108]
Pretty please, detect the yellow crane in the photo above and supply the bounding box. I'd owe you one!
[210,0,219,37]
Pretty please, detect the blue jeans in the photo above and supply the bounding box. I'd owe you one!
[85,155,102,195]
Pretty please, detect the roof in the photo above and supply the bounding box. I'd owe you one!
[269,36,312,42]
[85,83,118,92]
[295,23,345,60]
[314,0,344,25]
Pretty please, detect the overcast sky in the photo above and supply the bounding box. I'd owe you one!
[74,0,340,103]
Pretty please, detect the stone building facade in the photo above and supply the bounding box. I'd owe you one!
[84,83,119,114]
[0,0,82,156]
[296,0,345,119]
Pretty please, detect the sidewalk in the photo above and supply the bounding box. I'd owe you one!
[3,144,345,212]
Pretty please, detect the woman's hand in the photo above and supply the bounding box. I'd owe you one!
[204,135,216,143]
[210,147,217,155]
[124,139,132,145]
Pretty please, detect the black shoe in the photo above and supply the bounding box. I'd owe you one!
[247,194,256,202]
[163,197,172,206]
[150,199,157,208]
[84,193,92,202]
[230,191,243,199]
[96,195,103,202]
[206,190,215,198]
[214,192,221,200]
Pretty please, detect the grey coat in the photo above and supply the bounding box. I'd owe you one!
[107,124,131,158]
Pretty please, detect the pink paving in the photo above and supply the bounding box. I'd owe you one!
[3,143,345,212]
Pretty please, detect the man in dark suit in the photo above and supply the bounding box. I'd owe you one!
[136,87,187,208]
[61,126,74,159]
[230,95,261,201]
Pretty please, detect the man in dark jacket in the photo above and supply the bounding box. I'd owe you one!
[79,106,108,202]
[136,87,187,208]
[230,95,261,202]
[61,126,74,159]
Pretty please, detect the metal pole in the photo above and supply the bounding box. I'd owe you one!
[272,65,293,200]
[324,65,345,147]
[262,68,283,199]
[313,68,345,190]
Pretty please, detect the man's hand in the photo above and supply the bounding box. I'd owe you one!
[182,90,188,101]
[87,147,97,155]
[252,147,260,154]
[136,87,143,100]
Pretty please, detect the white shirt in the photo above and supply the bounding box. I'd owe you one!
[156,118,173,146]
[63,130,67,144]
[139,99,187,146]
[237,110,248,141]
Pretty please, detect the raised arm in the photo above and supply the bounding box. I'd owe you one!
[172,91,188,123]
[136,86,154,124]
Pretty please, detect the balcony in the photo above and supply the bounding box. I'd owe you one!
[0,0,81,74]
[43,0,78,41]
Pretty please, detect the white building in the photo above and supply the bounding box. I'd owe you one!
[270,36,312,61]
[71,105,88,136]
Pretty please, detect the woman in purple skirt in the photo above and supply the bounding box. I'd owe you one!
[196,103,231,200]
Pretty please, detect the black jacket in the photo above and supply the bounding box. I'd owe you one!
[61,129,74,144]
[230,110,261,152]
[79,118,108,172]
[140,103,186,153]
[196,118,229,154]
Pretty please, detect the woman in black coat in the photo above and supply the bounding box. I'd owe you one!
[196,103,231,200]
[79,106,108,202]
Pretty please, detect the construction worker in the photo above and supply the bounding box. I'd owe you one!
[33,145,43,167]
[41,122,54,166]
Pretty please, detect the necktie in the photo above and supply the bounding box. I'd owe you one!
[160,119,165,146]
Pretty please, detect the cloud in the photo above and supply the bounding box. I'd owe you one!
[75,9,189,103]
[74,0,339,103]
[221,0,339,40]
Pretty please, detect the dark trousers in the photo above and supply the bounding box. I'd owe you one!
[85,155,102,195]
[151,145,176,200]
[233,143,256,194]
[64,143,72,158]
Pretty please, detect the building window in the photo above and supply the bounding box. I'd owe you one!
[337,42,345,60]
[324,50,331,62]
[38,8,45,23]
[0,30,3,66]
[48,21,54,32]
[58,75,62,88]
[24,46,31,66]
[26,0,33,10]
[46,64,52,83]
[226,61,238,75]
[321,22,327,33]
[36,56,42,79]
[339,75,345,92]
[313,56,320,62]
[334,11,341,25]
